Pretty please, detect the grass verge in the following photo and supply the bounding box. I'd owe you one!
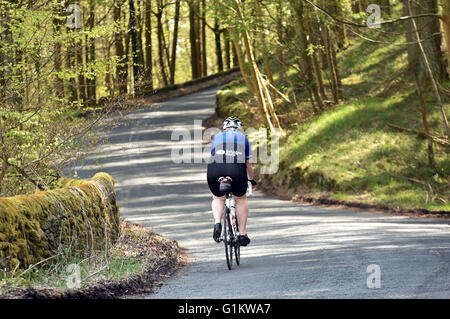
[215,32,449,214]
[0,220,187,298]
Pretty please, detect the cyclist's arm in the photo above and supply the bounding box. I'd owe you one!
[244,135,254,180]
[246,160,254,180]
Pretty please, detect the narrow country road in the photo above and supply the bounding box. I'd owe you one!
[70,86,450,298]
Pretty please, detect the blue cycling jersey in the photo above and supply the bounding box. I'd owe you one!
[210,130,251,164]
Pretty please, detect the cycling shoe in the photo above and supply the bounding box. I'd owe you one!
[238,234,250,246]
[213,223,222,243]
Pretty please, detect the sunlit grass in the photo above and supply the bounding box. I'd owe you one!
[277,92,449,210]
[223,31,449,212]
[0,248,145,292]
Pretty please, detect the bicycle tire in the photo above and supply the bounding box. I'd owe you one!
[223,206,233,270]
[227,212,234,266]
[234,216,240,266]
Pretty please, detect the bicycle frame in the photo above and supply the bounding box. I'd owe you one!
[225,194,239,239]
[220,179,253,243]
[219,177,253,270]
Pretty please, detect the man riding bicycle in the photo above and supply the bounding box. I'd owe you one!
[207,116,256,247]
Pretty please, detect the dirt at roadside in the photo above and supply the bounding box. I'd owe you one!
[256,178,450,220]
[0,221,188,299]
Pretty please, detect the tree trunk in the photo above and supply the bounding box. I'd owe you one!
[330,33,343,100]
[189,0,201,79]
[403,0,445,82]
[52,3,64,99]
[233,38,274,129]
[254,0,277,99]
[155,0,169,86]
[214,19,224,72]
[229,1,282,130]
[200,0,207,76]
[406,0,449,137]
[169,0,180,85]
[0,2,17,105]
[381,0,391,16]
[306,86,318,113]
[330,1,348,49]
[136,1,145,78]
[313,51,328,101]
[291,0,324,111]
[414,71,435,169]
[359,0,368,12]
[231,41,238,68]
[66,29,78,101]
[224,29,231,70]
[0,3,5,100]
[310,4,328,102]
[443,0,450,72]
[276,0,288,84]
[105,41,114,96]
[144,0,153,90]
[114,0,128,94]
[76,32,87,105]
[323,27,339,103]
[86,2,96,106]
[322,0,342,101]
[162,8,171,76]
[129,0,139,92]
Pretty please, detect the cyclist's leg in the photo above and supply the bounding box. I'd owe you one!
[207,162,226,224]
[207,162,228,242]
[234,194,248,235]
[212,194,226,223]
[229,164,248,240]
[228,162,249,237]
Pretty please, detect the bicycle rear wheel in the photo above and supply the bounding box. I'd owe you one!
[234,217,240,266]
[223,207,233,270]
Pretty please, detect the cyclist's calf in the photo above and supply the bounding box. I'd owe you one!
[212,195,226,224]
[234,194,248,235]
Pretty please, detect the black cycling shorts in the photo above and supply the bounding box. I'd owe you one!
[207,162,248,197]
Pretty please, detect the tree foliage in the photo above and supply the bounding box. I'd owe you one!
[0,0,448,196]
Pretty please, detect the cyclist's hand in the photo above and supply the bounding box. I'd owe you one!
[248,179,257,186]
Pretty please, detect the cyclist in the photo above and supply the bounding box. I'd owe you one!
[206,116,256,247]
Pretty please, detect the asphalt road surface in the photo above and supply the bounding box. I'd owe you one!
[71,86,450,298]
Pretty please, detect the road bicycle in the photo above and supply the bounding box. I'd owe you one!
[218,176,256,270]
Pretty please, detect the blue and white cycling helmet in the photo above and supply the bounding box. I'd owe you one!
[222,116,242,131]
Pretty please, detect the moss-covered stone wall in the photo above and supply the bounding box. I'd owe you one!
[0,173,120,274]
